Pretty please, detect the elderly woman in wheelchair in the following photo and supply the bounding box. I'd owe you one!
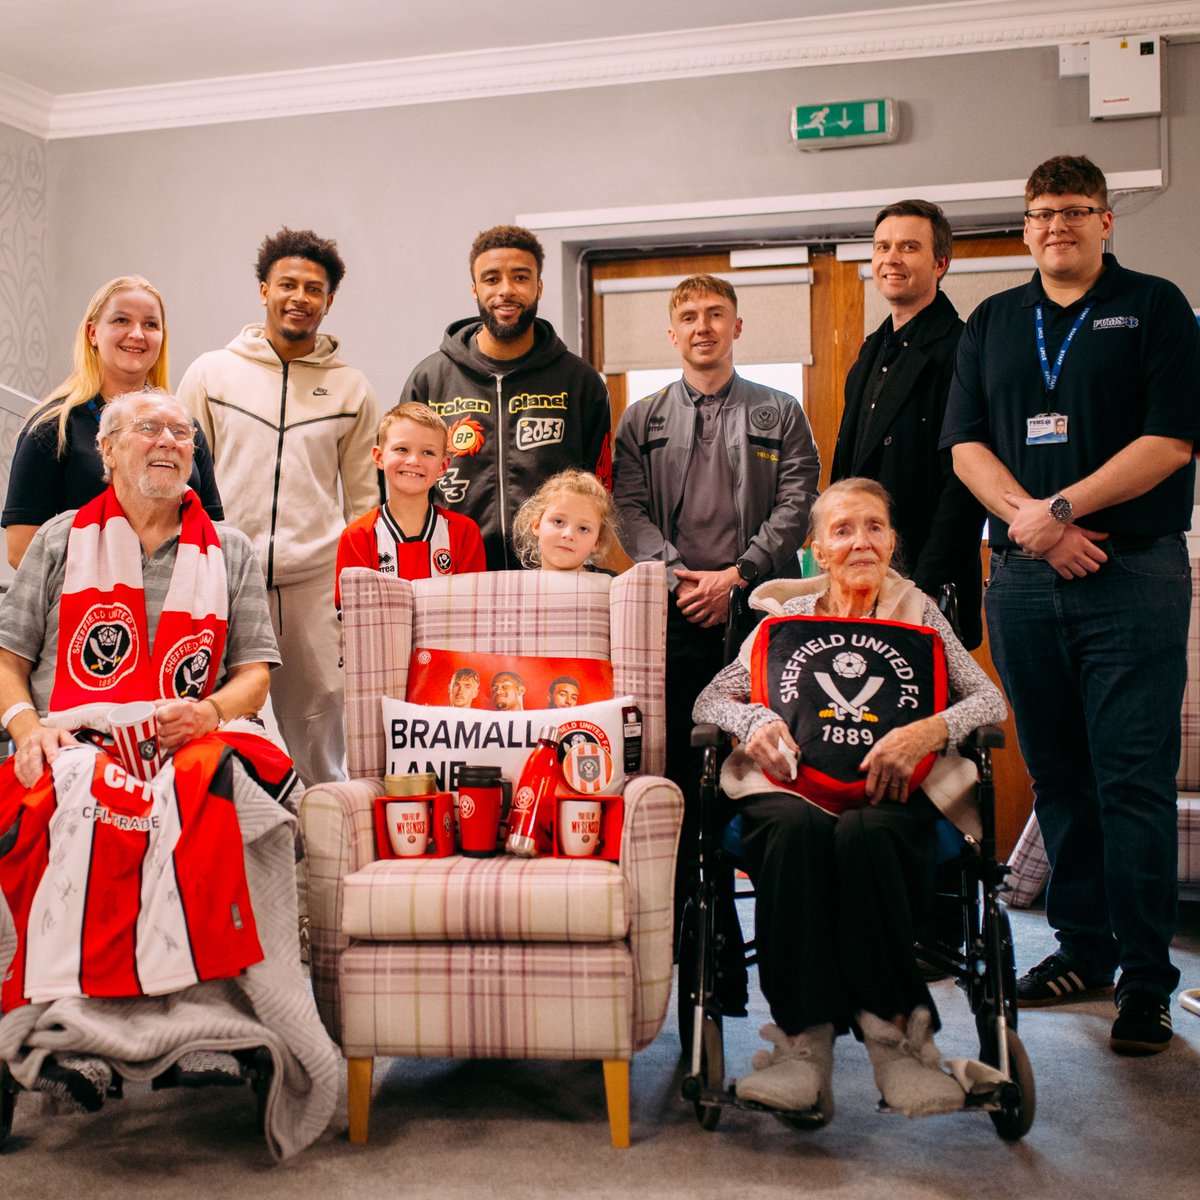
[692,477,1006,1121]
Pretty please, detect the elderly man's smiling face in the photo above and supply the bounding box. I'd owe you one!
[102,395,196,501]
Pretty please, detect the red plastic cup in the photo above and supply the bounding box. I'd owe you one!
[458,766,509,857]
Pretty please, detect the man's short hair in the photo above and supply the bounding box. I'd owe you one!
[256,227,346,294]
[377,401,449,452]
[469,225,545,278]
[97,388,188,481]
[490,671,524,689]
[451,667,480,684]
[669,274,738,317]
[1024,155,1109,209]
[874,199,953,264]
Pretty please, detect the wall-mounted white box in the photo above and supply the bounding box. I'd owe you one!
[1089,36,1162,119]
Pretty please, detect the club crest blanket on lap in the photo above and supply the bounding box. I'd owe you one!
[0,737,336,1160]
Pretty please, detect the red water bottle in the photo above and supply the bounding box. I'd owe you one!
[506,725,561,857]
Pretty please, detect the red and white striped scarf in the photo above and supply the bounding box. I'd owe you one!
[51,486,228,711]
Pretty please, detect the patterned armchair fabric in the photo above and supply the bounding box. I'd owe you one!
[300,563,683,1147]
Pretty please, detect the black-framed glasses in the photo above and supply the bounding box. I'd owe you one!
[126,418,195,443]
[1023,206,1107,228]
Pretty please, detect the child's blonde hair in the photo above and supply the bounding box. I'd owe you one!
[377,401,449,453]
[512,469,619,569]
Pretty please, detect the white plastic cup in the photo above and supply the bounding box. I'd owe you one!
[386,799,431,857]
[108,700,162,781]
[557,799,602,857]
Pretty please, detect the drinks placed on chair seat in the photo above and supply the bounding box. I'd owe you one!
[506,726,562,857]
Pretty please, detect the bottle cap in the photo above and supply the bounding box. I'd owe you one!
[385,772,438,796]
[539,724,560,744]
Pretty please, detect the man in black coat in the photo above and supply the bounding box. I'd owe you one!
[831,199,986,648]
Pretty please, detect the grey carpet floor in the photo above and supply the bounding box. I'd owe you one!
[5,901,1198,1200]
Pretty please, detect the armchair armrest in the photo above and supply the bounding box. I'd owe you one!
[617,774,684,1052]
[298,778,385,1040]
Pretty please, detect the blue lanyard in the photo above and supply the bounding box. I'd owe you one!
[85,396,104,423]
[1035,304,1091,396]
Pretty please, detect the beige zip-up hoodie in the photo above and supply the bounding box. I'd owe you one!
[178,324,379,588]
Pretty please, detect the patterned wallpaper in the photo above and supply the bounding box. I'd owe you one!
[0,125,49,515]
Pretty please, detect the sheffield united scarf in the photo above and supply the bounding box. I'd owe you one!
[750,614,947,814]
[51,486,228,710]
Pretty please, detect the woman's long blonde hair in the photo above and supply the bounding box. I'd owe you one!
[30,276,170,456]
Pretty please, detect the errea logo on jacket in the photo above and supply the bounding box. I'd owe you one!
[1093,316,1139,330]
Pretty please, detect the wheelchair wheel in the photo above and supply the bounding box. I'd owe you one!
[677,898,699,1056]
[249,1048,274,1135]
[982,1026,1035,1141]
[694,1015,724,1131]
[1,1062,15,1152]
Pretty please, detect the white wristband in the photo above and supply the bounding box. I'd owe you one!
[2,701,36,730]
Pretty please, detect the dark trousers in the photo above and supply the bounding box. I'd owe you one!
[737,791,940,1036]
[666,603,727,919]
[986,538,1188,999]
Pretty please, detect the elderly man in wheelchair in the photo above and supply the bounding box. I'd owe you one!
[692,477,1008,1122]
[0,390,336,1159]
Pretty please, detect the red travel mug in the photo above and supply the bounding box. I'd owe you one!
[457,765,510,857]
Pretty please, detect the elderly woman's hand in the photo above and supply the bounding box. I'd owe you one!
[154,697,220,754]
[744,720,800,780]
[858,715,948,803]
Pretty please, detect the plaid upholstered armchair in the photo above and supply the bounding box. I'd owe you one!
[299,562,683,1147]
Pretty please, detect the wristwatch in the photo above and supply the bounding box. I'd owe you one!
[735,557,759,587]
[1048,493,1073,524]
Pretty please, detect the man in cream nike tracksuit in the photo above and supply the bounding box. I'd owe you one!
[178,227,379,787]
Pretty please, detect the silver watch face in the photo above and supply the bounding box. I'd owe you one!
[1050,496,1073,523]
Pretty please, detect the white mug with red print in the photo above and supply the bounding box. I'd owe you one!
[386,799,431,857]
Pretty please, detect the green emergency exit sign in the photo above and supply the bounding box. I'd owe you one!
[791,99,897,149]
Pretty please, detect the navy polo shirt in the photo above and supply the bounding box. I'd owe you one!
[940,253,1200,549]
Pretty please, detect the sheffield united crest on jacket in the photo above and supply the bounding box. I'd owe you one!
[750,615,947,812]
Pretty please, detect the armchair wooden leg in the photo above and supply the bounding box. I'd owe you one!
[602,1059,630,1148]
[347,1056,373,1144]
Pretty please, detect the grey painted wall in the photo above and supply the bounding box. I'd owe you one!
[11,40,1200,404]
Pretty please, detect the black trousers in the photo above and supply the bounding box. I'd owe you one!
[737,790,940,1036]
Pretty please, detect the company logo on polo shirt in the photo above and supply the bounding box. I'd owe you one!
[750,406,780,430]
[1093,315,1139,330]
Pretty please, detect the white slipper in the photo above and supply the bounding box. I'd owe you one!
[859,1007,966,1117]
[736,1022,835,1119]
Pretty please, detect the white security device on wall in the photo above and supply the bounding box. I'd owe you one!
[1089,36,1162,119]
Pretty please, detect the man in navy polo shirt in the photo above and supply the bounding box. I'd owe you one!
[942,155,1200,1055]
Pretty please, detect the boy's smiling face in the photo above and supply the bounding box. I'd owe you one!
[372,417,450,499]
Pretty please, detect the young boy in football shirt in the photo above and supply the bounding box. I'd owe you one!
[335,402,486,610]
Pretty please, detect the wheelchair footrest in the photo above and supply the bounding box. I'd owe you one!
[682,1076,829,1129]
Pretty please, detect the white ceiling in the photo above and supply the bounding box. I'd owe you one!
[1,1,1195,138]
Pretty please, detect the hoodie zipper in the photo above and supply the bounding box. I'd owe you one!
[265,361,289,589]
[494,374,510,568]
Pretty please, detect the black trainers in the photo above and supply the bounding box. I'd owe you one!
[1016,952,1114,1008]
[1111,990,1173,1055]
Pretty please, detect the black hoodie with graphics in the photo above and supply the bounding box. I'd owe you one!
[402,317,611,569]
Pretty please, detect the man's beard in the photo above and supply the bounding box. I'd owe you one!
[478,299,537,343]
[137,470,188,500]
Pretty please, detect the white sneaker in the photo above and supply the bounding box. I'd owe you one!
[736,1022,835,1118]
[859,1007,966,1117]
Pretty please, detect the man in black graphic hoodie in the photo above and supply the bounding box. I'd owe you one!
[402,225,611,570]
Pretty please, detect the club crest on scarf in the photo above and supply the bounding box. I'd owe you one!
[750,614,948,811]
[161,632,218,700]
[67,602,139,690]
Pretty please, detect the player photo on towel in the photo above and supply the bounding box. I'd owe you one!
[750,615,947,811]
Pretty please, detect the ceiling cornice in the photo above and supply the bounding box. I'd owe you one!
[2,1,1198,140]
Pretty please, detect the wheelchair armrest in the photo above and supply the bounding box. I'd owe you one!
[959,724,1005,751]
[691,723,728,749]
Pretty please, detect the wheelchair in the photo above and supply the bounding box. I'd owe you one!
[0,1048,275,1152]
[676,589,1035,1141]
